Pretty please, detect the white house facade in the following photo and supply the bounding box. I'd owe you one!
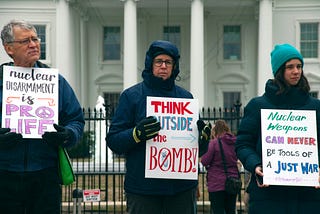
[0,0,319,109]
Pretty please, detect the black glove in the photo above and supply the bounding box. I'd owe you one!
[197,120,212,157]
[42,124,72,147]
[133,116,161,143]
[0,128,22,149]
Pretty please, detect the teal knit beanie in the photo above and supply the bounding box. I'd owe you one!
[270,44,304,76]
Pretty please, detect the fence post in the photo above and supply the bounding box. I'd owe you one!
[72,189,83,214]
[234,100,242,129]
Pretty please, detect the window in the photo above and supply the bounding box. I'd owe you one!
[34,25,46,60]
[103,26,121,61]
[223,92,241,109]
[300,23,319,58]
[223,25,241,60]
[163,26,181,51]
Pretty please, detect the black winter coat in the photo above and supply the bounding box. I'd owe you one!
[236,79,320,213]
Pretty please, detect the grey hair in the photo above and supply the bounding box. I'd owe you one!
[1,20,37,45]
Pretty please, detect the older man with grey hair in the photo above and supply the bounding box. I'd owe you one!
[0,20,84,214]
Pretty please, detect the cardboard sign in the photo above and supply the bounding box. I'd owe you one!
[83,189,101,202]
[145,96,199,180]
[2,66,58,138]
[261,109,319,186]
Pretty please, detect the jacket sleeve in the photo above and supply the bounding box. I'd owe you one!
[106,89,142,155]
[58,75,85,147]
[200,139,215,167]
[235,99,262,174]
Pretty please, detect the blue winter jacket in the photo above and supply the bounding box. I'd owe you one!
[0,61,84,172]
[107,40,198,195]
[236,79,320,205]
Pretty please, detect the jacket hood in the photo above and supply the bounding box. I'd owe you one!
[142,40,180,90]
[220,133,236,145]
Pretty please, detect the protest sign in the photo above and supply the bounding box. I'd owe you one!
[145,96,199,180]
[261,109,319,186]
[2,66,58,138]
[83,189,101,202]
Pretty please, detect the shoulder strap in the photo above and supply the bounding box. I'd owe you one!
[218,138,229,176]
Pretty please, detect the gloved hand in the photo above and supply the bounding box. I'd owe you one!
[42,124,72,148]
[133,116,161,143]
[197,120,212,156]
[0,128,22,149]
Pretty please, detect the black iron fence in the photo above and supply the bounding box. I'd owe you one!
[61,106,245,214]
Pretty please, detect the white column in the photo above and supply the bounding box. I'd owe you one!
[55,0,74,83]
[80,17,88,106]
[190,0,204,107]
[123,0,138,90]
[257,0,273,95]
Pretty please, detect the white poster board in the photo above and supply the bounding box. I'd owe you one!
[2,66,58,138]
[261,109,319,186]
[145,96,199,180]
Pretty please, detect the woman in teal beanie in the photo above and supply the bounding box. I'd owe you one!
[236,43,320,214]
[271,43,304,76]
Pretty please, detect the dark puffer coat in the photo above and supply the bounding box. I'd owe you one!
[236,79,320,214]
[107,40,197,195]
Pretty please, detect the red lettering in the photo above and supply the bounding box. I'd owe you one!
[309,137,316,145]
[149,146,158,170]
[148,147,198,173]
[172,148,183,172]
[184,148,193,172]
[150,101,193,115]
[181,102,192,114]
[153,134,167,142]
[287,137,317,145]
[151,101,162,113]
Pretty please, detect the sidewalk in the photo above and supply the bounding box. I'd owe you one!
[62,200,247,214]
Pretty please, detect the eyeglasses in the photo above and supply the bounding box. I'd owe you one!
[153,59,174,67]
[8,37,41,45]
[285,64,303,70]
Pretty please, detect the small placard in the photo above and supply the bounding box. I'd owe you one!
[83,189,100,202]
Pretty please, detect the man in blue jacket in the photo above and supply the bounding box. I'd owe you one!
[107,40,210,214]
[0,20,84,213]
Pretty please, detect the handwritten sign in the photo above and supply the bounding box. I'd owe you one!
[145,96,199,180]
[2,66,58,138]
[261,109,319,186]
